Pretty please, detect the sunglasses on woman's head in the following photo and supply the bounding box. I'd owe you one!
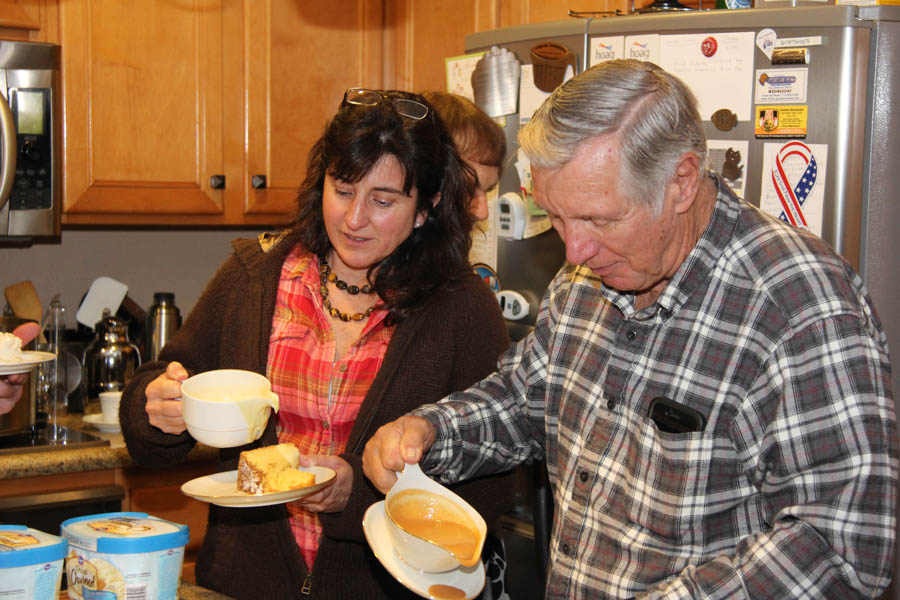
[342,88,430,121]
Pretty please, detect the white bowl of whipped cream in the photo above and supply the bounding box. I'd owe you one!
[0,332,24,363]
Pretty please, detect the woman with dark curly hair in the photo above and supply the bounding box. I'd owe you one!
[120,88,511,599]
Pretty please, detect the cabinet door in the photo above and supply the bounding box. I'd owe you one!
[498,0,630,25]
[60,0,225,223]
[0,0,56,42]
[242,0,383,217]
[385,0,497,93]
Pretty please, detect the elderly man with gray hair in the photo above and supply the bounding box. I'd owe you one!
[363,59,897,599]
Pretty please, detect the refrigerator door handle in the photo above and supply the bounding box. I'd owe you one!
[0,84,17,217]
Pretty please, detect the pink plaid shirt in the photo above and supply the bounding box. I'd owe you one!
[267,247,392,569]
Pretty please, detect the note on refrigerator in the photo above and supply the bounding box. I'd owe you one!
[658,32,756,121]
[625,35,660,64]
[469,187,499,270]
[518,63,573,122]
[589,36,624,66]
[445,52,485,101]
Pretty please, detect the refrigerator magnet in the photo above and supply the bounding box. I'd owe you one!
[711,109,738,132]
[755,69,808,104]
[754,105,808,139]
[708,140,749,199]
[473,264,501,294]
[759,141,828,237]
[756,28,776,61]
[471,46,521,118]
[530,42,576,93]
[771,48,809,65]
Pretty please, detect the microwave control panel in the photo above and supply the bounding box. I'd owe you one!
[9,87,53,210]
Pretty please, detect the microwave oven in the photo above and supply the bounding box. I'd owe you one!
[0,40,60,241]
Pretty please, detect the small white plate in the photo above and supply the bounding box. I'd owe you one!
[181,467,336,507]
[0,351,56,376]
[82,413,121,433]
[362,500,485,600]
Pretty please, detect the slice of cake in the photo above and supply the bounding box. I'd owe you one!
[237,443,315,495]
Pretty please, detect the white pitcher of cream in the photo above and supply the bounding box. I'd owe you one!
[180,369,279,448]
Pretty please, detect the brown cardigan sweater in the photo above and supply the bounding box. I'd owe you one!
[120,230,512,600]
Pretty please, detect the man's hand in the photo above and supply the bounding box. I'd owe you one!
[362,415,436,494]
[0,322,41,415]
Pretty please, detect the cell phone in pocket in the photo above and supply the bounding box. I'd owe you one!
[648,397,707,434]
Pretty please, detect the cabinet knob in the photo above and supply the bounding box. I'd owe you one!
[251,174,267,189]
[210,174,226,189]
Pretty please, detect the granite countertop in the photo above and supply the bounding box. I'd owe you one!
[0,410,217,480]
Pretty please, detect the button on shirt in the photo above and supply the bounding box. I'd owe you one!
[416,177,897,599]
[268,249,391,569]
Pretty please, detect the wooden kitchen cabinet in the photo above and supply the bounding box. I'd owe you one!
[119,460,218,584]
[59,0,383,226]
[0,0,58,42]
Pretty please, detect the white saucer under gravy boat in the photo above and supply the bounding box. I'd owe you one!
[384,463,487,573]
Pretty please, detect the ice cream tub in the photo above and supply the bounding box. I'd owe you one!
[61,512,189,600]
[0,524,68,600]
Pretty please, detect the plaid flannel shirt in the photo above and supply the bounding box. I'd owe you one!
[416,177,897,599]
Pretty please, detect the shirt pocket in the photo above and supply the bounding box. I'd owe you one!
[269,315,314,346]
[613,410,717,547]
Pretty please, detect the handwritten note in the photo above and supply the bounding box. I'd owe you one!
[658,32,755,121]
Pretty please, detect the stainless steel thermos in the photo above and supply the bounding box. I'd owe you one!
[145,292,181,362]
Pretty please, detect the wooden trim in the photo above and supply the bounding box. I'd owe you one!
[0,0,40,30]
[244,186,297,215]
[0,469,118,498]
[64,185,224,215]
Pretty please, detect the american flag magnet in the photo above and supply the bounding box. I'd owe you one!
[759,141,829,237]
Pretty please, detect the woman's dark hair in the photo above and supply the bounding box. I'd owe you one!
[289,90,476,323]
[422,91,506,169]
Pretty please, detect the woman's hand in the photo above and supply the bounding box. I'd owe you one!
[0,323,41,415]
[144,361,189,434]
[296,454,353,513]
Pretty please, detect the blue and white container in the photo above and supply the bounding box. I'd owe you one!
[61,512,189,600]
[0,525,67,600]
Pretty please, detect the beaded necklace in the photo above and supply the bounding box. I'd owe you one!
[318,256,377,322]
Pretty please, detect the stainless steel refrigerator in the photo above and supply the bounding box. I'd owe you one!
[467,6,900,598]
